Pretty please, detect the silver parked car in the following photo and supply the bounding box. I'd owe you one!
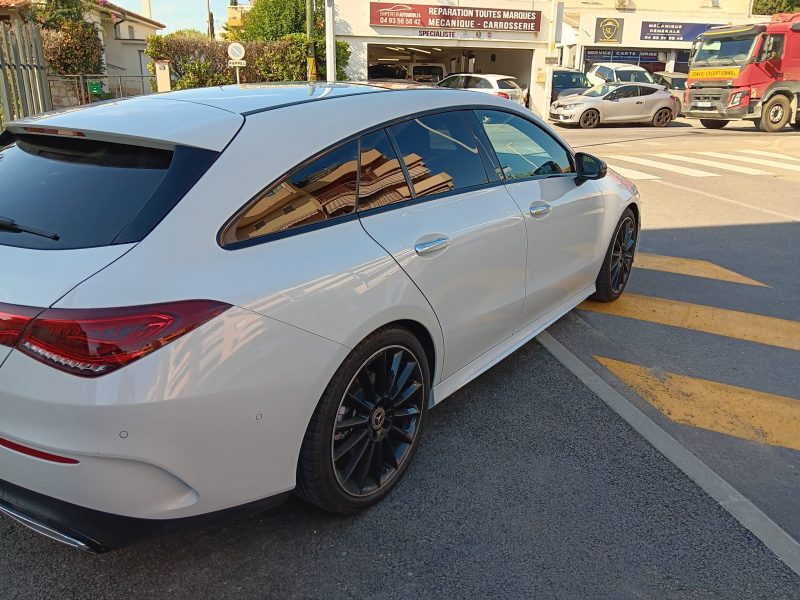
[549,82,677,129]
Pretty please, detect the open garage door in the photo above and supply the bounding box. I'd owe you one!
[367,43,534,92]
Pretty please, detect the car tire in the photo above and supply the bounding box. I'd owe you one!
[700,119,728,129]
[759,95,791,132]
[579,109,600,129]
[652,108,673,127]
[296,326,430,514]
[590,208,638,303]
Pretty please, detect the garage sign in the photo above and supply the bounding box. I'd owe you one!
[370,3,541,32]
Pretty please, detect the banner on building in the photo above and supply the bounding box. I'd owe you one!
[369,3,542,32]
[640,22,719,42]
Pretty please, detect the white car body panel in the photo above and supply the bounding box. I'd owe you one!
[360,185,526,380]
[0,84,640,535]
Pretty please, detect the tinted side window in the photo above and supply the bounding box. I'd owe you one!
[638,86,658,96]
[223,141,357,244]
[357,130,412,211]
[389,112,488,199]
[466,76,491,89]
[438,76,458,88]
[475,110,573,178]
[598,67,613,81]
[614,85,640,99]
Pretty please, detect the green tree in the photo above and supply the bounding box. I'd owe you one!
[751,0,799,15]
[239,0,324,41]
[171,28,207,39]
[34,0,95,29]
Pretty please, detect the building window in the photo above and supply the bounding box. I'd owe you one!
[128,25,136,39]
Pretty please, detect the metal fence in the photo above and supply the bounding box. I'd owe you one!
[47,74,155,109]
[0,20,52,130]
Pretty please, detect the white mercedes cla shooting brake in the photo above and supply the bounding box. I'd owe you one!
[0,83,640,552]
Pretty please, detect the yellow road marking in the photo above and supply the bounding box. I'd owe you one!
[595,356,800,451]
[579,293,800,351]
[635,253,767,287]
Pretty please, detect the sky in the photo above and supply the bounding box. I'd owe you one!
[112,0,232,34]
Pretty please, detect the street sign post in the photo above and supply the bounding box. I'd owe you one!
[227,43,246,84]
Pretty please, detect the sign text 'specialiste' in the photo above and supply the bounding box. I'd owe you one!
[369,3,541,32]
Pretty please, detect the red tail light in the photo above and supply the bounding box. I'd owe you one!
[15,300,230,377]
[494,92,511,99]
[0,303,44,348]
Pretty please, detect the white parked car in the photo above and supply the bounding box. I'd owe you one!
[0,83,640,551]
[437,73,528,108]
[586,63,655,86]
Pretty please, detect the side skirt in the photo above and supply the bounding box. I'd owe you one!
[431,284,595,406]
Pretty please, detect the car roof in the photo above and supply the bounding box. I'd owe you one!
[7,83,517,152]
[553,67,583,73]
[592,62,648,71]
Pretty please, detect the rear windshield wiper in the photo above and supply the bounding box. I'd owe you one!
[0,216,60,241]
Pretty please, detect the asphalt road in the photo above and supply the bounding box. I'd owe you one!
[3,343,799,599]
[2,118,799,599]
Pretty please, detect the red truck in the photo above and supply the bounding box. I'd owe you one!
[684,12,800,132]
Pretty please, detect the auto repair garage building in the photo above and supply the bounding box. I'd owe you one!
[336,2,555,114]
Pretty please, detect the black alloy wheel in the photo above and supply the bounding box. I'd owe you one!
[653,108,673,127]
[332,345,424,498]
[296,327,429,514]
[591,208,637,302]
[580,109,600,129]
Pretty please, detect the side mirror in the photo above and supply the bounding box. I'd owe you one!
[575,152,607,181]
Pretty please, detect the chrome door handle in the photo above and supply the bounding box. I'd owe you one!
[529,203,552,218]
[414,237,450,256]
[635,101,644,104]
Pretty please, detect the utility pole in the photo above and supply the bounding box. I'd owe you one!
[325,0,335,82]
[206,0,215,40]
[306,0,318,81]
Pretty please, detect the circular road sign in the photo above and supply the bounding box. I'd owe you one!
[227,42,246,61]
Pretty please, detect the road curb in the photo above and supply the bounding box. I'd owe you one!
[537,331,800,577]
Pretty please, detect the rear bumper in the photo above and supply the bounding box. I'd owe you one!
[0,477,290,552]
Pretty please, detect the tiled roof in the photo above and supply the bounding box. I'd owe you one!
[0,0,31,8]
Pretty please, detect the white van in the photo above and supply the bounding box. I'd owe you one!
[401,62,448,84]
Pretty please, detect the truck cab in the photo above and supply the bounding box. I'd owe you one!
[684,13,800,132]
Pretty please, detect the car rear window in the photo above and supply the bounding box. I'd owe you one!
[497,79,520,90]
[0,133,217,250]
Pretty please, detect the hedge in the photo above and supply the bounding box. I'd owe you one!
[146,33,351,90]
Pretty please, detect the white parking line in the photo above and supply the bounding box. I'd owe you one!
[607,164,661,180]
[647,154,773,176]
[697,152,800,173]
[738,149,800,162]
[538,331,800,577]
[608,155,719,178]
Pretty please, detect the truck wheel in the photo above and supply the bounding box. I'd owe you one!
[758,95,791,132]
[700,119,728,129]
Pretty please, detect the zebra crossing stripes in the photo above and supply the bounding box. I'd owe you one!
[607,155,719,178]
[696,152,800,173]
[647,154,773,176]
[606,164,661,180]
[738,149,800,162]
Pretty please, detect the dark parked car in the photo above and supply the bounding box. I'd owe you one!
[368,64,409,80]
[652,71,688,115]
[551,68,591,103]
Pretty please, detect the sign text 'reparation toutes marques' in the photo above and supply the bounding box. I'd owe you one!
[369,3,542,32]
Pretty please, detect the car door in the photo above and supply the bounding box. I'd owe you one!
[472,109,605,329]
[358,112,527,381]
[638,85,663,118]
[603,85,644,122]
